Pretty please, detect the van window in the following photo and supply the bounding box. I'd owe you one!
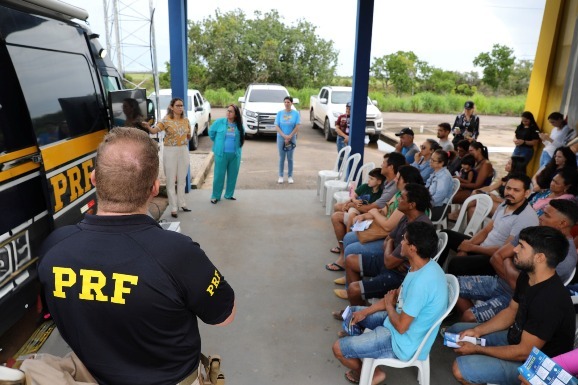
[248,90,288,103]
[7,45,104,146]
[102,76,121,94]
[0,45,37,153]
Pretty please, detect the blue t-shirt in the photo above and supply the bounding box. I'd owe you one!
[275,109,300,136]
[383,260,448,361]
[224,123,237,153]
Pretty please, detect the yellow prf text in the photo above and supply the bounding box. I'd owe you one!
[52,267,138,305]
[206,270,221,296]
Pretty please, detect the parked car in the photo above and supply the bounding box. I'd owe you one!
[149,89,211,150]
[309,86,383,143]
[238,83,299,138]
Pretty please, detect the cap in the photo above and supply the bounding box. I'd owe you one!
[346,102,351,108]
[395,127,414,136]
[464,101,474,109]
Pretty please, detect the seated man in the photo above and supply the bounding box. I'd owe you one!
[455,199,578,323]
[339,183,432,305]
[394,127,419,164]
[449,226,576,385]
[38,128,236,385]
[327,152,404,271]
[439,174,539,276]
[332,222,448,385]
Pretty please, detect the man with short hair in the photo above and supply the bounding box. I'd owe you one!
[449,226,576,385]
[338,183,433,305]
[335,102,351,153]
[38,128,236,385]
[454,199,578,323]
[394,127,419,164]
[326,152,405,271]
[437,122,454,151]
[439,174,539,276]
[332,221,448,385]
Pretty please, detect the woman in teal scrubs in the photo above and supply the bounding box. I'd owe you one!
[209,104,244,204]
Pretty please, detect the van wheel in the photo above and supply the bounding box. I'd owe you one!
[203,115,211,135]
[310,109,318,129]
[189,127,199,151]
[369,134,380,143]
[324,119,336,141]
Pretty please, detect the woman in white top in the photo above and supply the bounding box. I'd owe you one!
[538,112,576,167]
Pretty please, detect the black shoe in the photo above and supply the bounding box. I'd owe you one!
[210,199,218,204]
[225,197,236,200]
[171,212,178,218]
[181,207,192,212]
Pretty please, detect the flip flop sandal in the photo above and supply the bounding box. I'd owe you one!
[344,370,360,384]
[330,246,341,254]
[334,276,346,285]
[208,355,221,384]
[325,262,345,272]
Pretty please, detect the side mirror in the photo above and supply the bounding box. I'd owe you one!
[238,97,245,103]
[372,100,378,106]
[320,98,327,104]
[293,98,300,104]
[146,99,156,123]
[195,106,203,112]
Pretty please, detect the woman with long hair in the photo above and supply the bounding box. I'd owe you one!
[529,167,578,217]
[451,141,494,204]
[538,112,576,167]
[532,146,576,192]
[451,100,480,148]
[426,149,454,220]
[512,111,541,169]
[275,96,300,184]
[209,104,244,203]
[148,97,191,218]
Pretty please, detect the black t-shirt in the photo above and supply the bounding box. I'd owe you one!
[507,271,575,357]
[514,125,540,147]
[38,214,235,385]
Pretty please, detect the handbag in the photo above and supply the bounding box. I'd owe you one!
[355,221,389,244]
[283,142,296,151]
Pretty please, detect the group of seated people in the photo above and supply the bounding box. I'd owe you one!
[324,118,578,384]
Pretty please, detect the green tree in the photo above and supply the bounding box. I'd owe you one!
[372,51,419,96]
[186,9,337,91]
[420,68,459,94]
[473,44,516,91]
[506,59,533,95]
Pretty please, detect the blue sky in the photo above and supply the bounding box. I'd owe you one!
[72,0,546,76]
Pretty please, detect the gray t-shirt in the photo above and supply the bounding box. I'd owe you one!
[481,201,539,247]
[373,179,398,209]
[438,138,454,151]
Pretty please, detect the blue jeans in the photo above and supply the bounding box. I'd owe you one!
[458,276,513,322]
[342,232,385,260]
[539,150,552,168]
[338,306,397,359]
[277,136,295,177]
[512,145,534,167]
[337,136,346,169]
[447,322,522,385]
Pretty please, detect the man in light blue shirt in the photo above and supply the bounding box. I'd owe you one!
[332,222,448,384]
[394,127,419,164]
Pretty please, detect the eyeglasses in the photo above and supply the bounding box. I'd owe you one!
[226,109,235,113]
[430,158,441,163]
[173,104,184,108]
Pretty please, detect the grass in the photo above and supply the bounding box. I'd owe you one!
[125,72,526,116]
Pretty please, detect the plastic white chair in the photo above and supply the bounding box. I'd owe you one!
[431,179,461,230]
[317,146,351,200]
[564,267,576,286]
[451,194,493,237]
[358,274,460,385]
[323,154,361,215]
[330,162,376,212]
[433,231,448,263]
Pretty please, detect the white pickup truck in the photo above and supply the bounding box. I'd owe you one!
[149,89,212,150]
[309,86,383,143]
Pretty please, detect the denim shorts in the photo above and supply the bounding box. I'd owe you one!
[447,322,522,385]
[458,276,513,322]
[339,306,397,359]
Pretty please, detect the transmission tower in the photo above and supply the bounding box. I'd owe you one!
[101,0,160,91]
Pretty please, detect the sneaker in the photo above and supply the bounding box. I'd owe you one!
[277,177,284,184]
[288,177,294,184]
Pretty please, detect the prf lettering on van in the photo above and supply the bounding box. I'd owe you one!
[52,267,138,305]
[49,159,94,212]
[206,270,221,296]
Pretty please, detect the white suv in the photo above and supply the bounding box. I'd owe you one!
[238,84,299,137]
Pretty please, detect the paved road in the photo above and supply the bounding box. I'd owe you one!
[197,109,520,190]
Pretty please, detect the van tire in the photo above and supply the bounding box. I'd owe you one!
[369,134,380,143]
[203,115,211,135]
[189,127,199,151]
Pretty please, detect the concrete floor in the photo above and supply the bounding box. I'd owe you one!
[39,189,460,385]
